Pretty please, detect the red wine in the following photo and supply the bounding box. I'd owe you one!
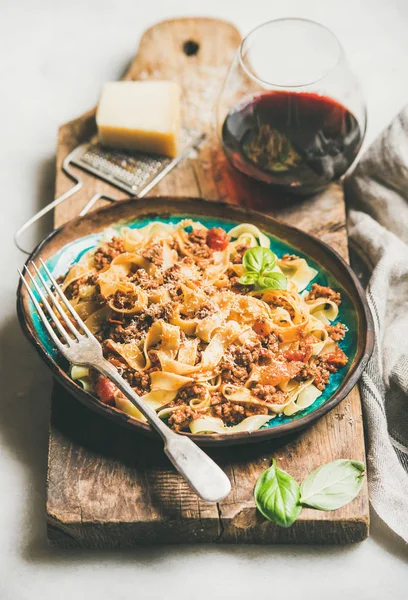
[222,91,362,195]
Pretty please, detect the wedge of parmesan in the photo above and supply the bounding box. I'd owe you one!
[96,81,181,157]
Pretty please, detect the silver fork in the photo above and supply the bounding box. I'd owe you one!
[19,260,231,503]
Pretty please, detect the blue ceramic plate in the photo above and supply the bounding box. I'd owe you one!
[17,198,374,446]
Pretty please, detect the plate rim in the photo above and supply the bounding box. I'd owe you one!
[17,196,374,447]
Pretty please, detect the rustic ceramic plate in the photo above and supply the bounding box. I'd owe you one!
[17,197,374,446]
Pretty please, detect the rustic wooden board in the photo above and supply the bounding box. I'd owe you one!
[47,17,369,547]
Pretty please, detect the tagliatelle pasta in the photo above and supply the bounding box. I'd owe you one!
[61,220,349,435]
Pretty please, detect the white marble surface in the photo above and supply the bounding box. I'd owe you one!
[1,0,408,598]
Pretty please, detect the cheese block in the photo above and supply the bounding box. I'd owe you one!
[96,81,181,157]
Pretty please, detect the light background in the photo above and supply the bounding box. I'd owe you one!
[1,0,407,598]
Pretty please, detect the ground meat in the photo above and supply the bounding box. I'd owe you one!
[111,289,139,311]
[229,341,262,368]
[234,333,280,365]
[140,242,163,266]
[326,323,346,341]
[298,336,316,361]
[104,350,156,395]
[163,264,181,284]
[307,283,341,306]
[168,406,197,431]
[260,332,280,353]
[311,360,331,391]
[188,229,207,245]
[128,370,153,396]
[251,384,288,405]
[102,320,144,344]
[245,404,270,417]
[164,385,210,431]
[258,347,275,364]
[64,274,97,300]
[194,302,216,319]
[295,351,347,391]
[293,345,347,391]
[212,401,245,424]
[295,366,314,383]
[177,384,207,403]
[131,268,163,290]
[187,229,212,259]
[147,349,161,370]
[93,237,124,270]
[64,279,80,300]
[220,362,249,386]
[100,302,175,343]
[143,302,175,323]
[212,398,268,424]
[209,391,224,406]
[219,341,262,386]
[231,244,249,264]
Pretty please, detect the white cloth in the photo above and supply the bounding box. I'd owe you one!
[345,106,408,543]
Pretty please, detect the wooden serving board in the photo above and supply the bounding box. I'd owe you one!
[47,17,369,546]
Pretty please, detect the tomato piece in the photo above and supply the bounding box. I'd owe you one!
[324,349,348,367]
[253,320,272,337]
[206,227,230,251]
[95,376,117,405]
[284,350,306,362]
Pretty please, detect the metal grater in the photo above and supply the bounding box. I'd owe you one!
[71,127,201,196]
[15,127,205,253]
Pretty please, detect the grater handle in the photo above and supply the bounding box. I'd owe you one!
[79,192,117,216]
[14,146,86,254]
[15,133,206,254]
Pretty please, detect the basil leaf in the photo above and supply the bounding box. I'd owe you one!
[254,459,302,527]
[238,272,258,286]
[243,247,276,274]
[255,271,287,291]
[300,459,365,511]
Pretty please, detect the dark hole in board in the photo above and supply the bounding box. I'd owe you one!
[183,40,199,56]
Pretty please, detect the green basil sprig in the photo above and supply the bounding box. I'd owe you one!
[256,272,287,291]
[238,247,287,291]
[254,459,301,527]
[254,458,365,527]
[243,246,276,273]
[300,459,365,510]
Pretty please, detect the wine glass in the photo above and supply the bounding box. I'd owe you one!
[216,18,367,196]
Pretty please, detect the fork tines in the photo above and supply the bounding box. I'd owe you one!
[19,259,92,351]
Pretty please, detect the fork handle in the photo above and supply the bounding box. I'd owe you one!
[96,360,231,503]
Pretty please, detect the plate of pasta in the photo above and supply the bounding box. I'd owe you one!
[17,198,374,445]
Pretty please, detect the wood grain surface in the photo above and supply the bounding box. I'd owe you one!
[47,17,369,546]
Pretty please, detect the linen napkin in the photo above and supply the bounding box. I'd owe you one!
[345,106,408,543]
